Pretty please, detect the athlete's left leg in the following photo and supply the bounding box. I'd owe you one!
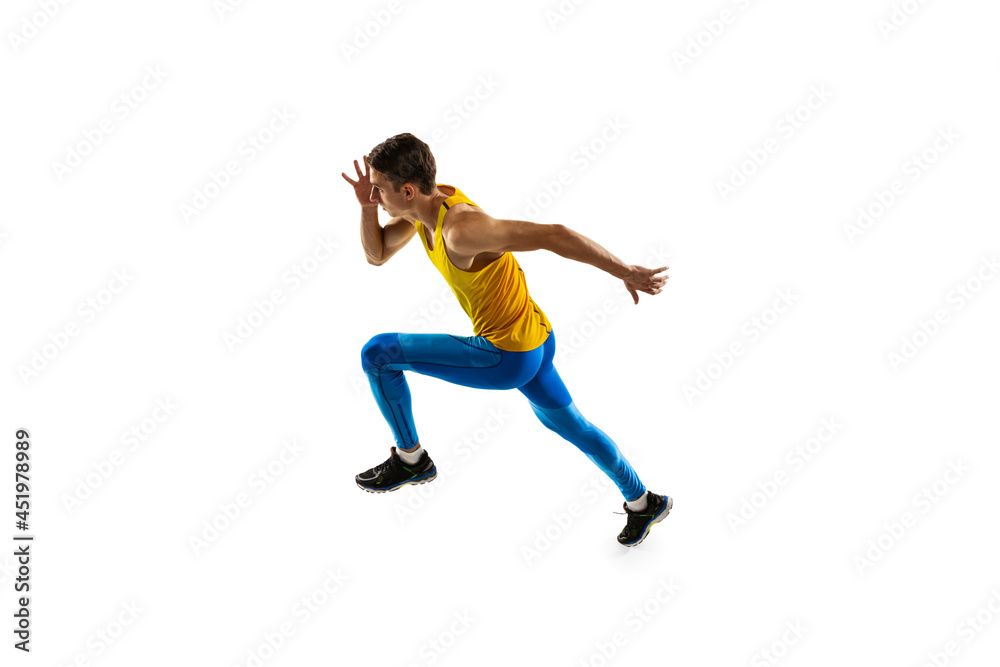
[361,332,542,450]
[516,332,646,503]
[356,331,543,493]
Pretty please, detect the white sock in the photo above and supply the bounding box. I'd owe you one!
[625,492,648,512]
[396,446,423,464]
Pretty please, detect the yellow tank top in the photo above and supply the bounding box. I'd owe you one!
[415,184,552,352]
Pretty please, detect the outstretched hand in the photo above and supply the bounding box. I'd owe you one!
[623,265,669,304]
[341,155,377,208]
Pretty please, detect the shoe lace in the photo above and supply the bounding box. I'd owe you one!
[371,448,402,476]
[614,500,656,520]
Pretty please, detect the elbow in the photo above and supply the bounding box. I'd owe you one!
[366,253,385,267]
[547,223,570,250]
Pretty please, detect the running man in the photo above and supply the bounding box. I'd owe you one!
[341,133,672,546]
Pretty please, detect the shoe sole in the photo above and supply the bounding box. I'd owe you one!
[356,468,438,494]
[621,495,673,548]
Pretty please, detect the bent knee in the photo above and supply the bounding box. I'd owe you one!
[361,333,403,372]
[530,401,588,434]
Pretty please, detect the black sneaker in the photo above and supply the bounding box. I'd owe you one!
[617,493,673,547]
[355,447,437,493]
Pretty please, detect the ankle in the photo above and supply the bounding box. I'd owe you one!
[396,445,424,464]
[625,492,648,512]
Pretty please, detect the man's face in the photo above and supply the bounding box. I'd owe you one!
[369,170,404,215]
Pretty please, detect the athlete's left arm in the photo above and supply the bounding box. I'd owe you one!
[445,210,669,304]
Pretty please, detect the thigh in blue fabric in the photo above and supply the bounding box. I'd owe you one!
[367,333,544,391]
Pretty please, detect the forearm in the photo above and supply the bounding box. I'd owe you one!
[359,206,384,264]
[547,225,630,279]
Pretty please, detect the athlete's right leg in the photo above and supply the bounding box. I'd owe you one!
[515,332,646,503]
[516,332,672,546]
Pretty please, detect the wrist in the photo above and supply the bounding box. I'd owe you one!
[612,263,632,280]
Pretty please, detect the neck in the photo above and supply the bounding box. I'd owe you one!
[406,187,450,231]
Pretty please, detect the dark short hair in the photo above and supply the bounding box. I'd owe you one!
[368,133,437,195]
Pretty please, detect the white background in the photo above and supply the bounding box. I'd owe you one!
[2,0,999,665]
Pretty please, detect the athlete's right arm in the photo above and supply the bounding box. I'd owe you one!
[342,156,416,266]
[360,207,417,266]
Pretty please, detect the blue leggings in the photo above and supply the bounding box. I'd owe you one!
[360,331,645,501]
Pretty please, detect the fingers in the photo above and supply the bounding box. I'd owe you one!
[345,156,372,184]
[637,265,669,281]
[625,264,672,303]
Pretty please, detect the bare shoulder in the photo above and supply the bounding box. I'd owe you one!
[441,205,506,269]
[445,205,502,250]
[442,204,490,236]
